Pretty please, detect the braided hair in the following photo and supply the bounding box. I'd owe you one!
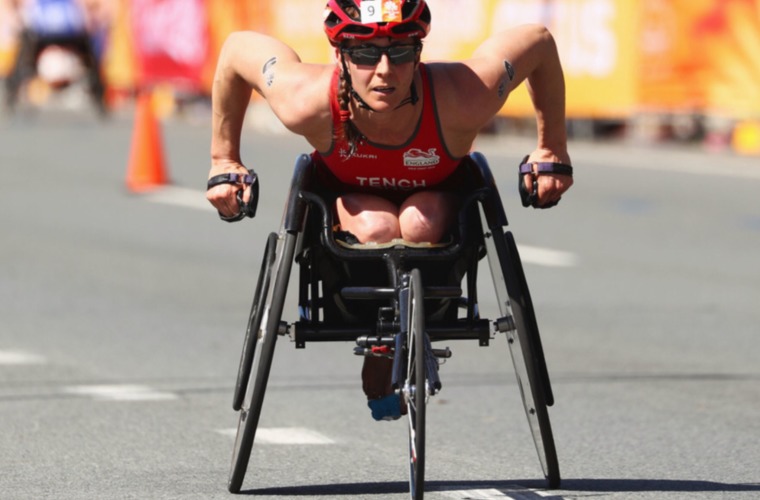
[336,59,365,159]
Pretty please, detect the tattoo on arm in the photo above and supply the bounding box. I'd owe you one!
[497,61,515,98]
[504,60,515,81]
[262,56,277,87]
[262,56,277,73]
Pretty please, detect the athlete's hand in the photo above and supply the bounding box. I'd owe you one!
[522,147,573,208]
[206,160,255,218]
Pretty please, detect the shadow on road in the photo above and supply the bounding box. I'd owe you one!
[560,478,760,493]
[243,478,760,496]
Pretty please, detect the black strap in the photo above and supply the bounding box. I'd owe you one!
[206,169,259,222]
[518,155,573,209]
[519,161,573,177]
[206,171,256,190]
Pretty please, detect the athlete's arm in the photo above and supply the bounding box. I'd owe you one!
[211,32,301,170]
[440,24,573,207]
[208,31,330,217]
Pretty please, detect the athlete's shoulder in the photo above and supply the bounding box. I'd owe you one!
[271,63,336,140]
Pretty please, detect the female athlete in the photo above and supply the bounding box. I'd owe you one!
[207,0,573,420]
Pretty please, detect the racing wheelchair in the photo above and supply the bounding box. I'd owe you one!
[225,152,560,498]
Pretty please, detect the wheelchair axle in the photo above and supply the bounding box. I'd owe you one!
[494,315,517,333]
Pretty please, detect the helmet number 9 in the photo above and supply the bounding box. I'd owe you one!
[362,0,381,23]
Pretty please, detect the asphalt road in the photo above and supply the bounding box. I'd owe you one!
[1,106,759,500]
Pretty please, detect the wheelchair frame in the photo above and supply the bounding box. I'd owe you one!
[226,152,560,498]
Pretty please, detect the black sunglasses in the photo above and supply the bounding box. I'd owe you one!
[341,44,420,66]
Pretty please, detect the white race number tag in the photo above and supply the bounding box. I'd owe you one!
[361,0,402,23]
[361,0,382,23]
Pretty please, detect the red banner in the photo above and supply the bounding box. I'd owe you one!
[130,0,209,90]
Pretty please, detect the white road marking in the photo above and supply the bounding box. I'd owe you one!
[141,186,214,212]
[519,244,579,267]
[217,427,334,445]
[444,489,511,499]
[0,350,46,365]
[443,486,564,499]
[64,384,178,401]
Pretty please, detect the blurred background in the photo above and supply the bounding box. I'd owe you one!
[2,2,759,498]
[1,0,760,156]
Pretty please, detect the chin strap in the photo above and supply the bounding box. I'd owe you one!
[395,81,419,108]
[349,88,375,111]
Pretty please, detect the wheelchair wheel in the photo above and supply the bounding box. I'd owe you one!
[228,231,297,494]
[233,232,277,411]
[484,227,560,489]
[405,269,426,500]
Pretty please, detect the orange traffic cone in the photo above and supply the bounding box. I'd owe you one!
[126,91,169,192]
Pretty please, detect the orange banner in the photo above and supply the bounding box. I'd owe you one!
[492,0,640,118]
[13,0,759,120]
[257,0,643,118]
[265,0,333,63]
[637,0,709,111]
[0,0,19,76]
[693,0,760,118]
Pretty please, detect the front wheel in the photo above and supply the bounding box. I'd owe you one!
[228,231,297,493]
[503,231,560,489]
[484,224,560,489]
[405,269,427,500]
[233,233,277,411]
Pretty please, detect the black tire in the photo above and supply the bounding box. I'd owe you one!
[233,232,277,411]
[485,227,560,489]
[228,231,297,494]
[406,269,426,500]
[504,232,554,406]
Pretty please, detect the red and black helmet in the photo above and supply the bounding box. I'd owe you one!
[323,0,431,46]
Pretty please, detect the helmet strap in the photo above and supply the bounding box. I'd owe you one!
[394,80,418,109]
[339,54,376,112]
[350,89,376,111]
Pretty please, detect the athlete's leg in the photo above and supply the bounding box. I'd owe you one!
[336,193,401,244]
[362,356,393,399]
[398,191,458,243]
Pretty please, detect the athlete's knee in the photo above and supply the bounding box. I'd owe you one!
[399,211,442,243]
[336,194,401,244]
[338,209,400,244]
[351,215,401,243]
[399,191,455,243]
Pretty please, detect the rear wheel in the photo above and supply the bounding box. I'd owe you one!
[405,269,427,500]
[228,231,297,493]
[484,226,560,489]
